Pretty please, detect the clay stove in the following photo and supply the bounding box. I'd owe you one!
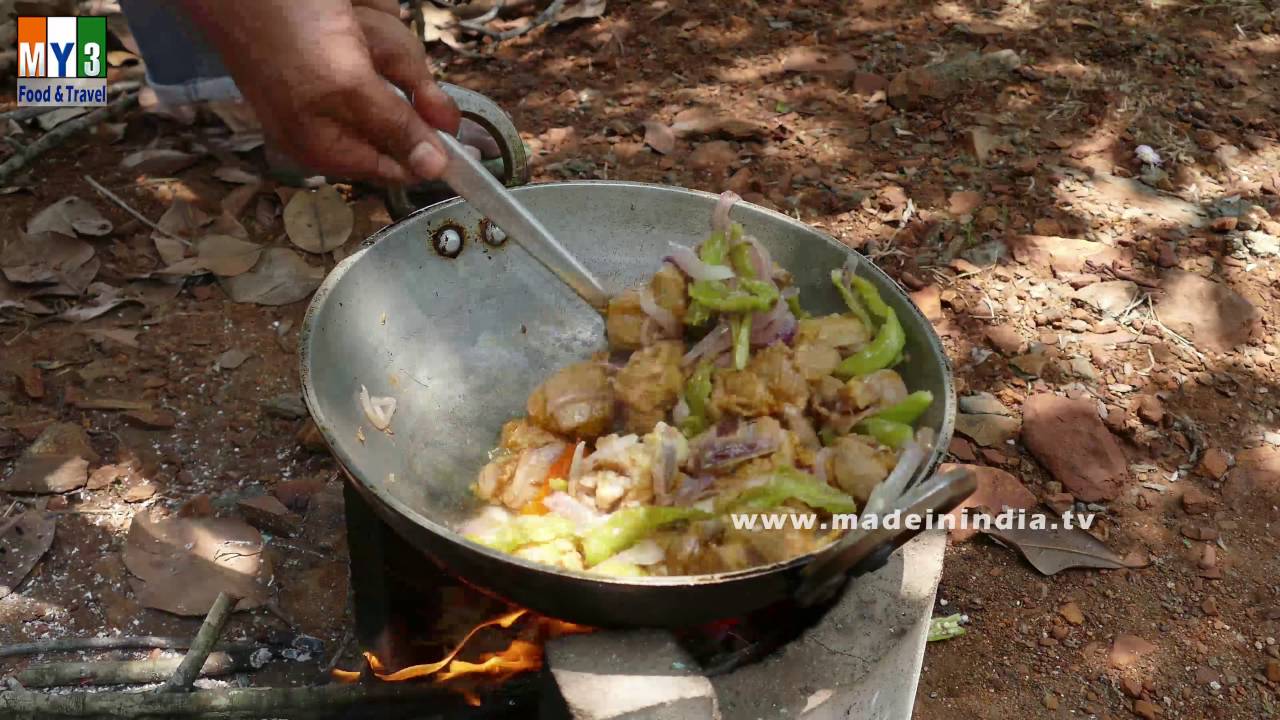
[343,482,946,720]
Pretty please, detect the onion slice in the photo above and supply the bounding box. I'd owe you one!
[712,191,741,234]
[359,385,397,431]
[543,491,602,528]
[604,538,665,566]
[638,287,680,337]
[667,244,734,281]
[567,441,587,497]
[682,322,731,365]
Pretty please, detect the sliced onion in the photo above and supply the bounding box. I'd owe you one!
[740,234,774,280]
[507,443,567,508]
[712,191,742,234]
[671,475,716,506]
[689,417,786,474]
[682,322,732,365]
[672,397,691,425]
[667,244,734,281]
[458,505,512,539]
[359,385,397,431]
[586,434,641,470]
[605,538,666,566]
[543,491,602,528]
[638,287,680,337]
[567,441,587,497]
[813,447,833,486]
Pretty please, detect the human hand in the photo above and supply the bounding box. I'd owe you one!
[182,0,460,183]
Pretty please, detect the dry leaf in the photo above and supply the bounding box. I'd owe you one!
[154,257,207,277]
[155,199,210,239]
[219,248,324,306]
[0,422,99,494]
[555,0,607,22]
[120,148,200,176]
[35,107,89,132]
[670,106,766,140]
[123,409,177,429]
[206,212,250,240]
[213,166,261,184]
[216,348,251,370]
[30,255,101,297]
[643,120,676,155]
[196,235,262,277]
[81,328,141,349]
[220,182,262,219]
[983,518,1148,575]
[285,185,353,253]
[123,513,272,615]
[61,282,135,322]
[0,512,57,601]
[782,47,858,73]
[0,232,96,284]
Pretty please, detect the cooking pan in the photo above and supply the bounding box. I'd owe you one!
[300,90,965,628]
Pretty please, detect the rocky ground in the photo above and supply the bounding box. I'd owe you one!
[2,0,1280,718]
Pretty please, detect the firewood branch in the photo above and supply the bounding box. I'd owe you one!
[0,91,138,185]
[161,592,238,693]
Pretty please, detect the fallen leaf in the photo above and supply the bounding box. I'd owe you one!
[284,185,353,253]
[0,233,96,284]
[120,148,199,176]
[943,464,1036,542]
[0,276,26,311]
[642,120,676,154]
[18,367,44,399]
[206,212,250,240]
[216,348,251,370]
[123,409,177,429]
[220,181,262,218]
[29,255,101,297]
[0,422,100,494]
[61,282,136,322]
[219,248,324,305]
[154,257,207,277]
[35,107,89,132]
[153,236,190,267]
[81,328,141,349]
[155,199,210,240]
[983,518,1146,575]
[196,235,263,277]
[555,0,606,22]
[123,513,272,615]
[0,512,57,601]
[212,166,261,184]
[670,106,766,139]
[28,196,112,237]
[781,47,858,73]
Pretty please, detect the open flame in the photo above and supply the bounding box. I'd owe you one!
[333,608,592,693]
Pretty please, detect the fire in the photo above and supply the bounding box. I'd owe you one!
[333,607,593,692]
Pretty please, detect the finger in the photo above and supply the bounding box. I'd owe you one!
[278,115,413,185]
[459,118,502,160]
[356,8,461,135]
[349,74,448,179]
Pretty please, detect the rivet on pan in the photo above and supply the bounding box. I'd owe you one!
[481,220,507,246]
[432,225,464,258]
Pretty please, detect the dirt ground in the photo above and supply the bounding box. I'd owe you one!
[3,0,1280,718]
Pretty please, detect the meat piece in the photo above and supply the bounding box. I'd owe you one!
[728,510,832,564]
[476,454,517,502]
[810,369,908,435]
[844,369,908,410]
[793,342,841,381]
[645,423,688,504]
[689,416,786,475]
[782,406,820,451]
[500,418,562,452]
[649,263,688,320]
[527,361,615,439]
[824,435,894,504]
[513,538,585,571]
[606,290,646,351]
[747,344,809,410]
[615,341,684,433]
[793,315,870,381]
[501,443,568,510]
[711,369,773,418]
[587,470,632,512]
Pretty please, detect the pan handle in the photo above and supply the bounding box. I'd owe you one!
[386,83,530,219]
[792,466,977,608]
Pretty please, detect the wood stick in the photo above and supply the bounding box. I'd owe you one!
[83,173,187,243]
[0,636,265,659]
[0,91,138,185]
[16,652,248,688]
[464,0,566,40]
[0,683,455,718]
[161,592,237,693]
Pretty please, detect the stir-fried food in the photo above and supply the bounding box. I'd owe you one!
[461,192,933,577]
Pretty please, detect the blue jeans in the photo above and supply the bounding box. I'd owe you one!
[119,0,241,105]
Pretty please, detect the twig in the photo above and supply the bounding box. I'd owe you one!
[322,629,354,674]
[0,636,264,659]
[17,651,249,688]
[161,592,238,693]
[459,0,504,30]
[0,683,457,718]
[0,91,139,185]
[83,173,188,244]
[463,0,566,40]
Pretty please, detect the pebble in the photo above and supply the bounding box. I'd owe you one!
[1266,659,1280,683]
[1059,602,1085,625]
[1121,677,1144,698]
[1133,699,1158,719]
[1135,395,1164,424]
[985,325,1026,356]
[1042,693,1058,710]
[1198,448,1231,480]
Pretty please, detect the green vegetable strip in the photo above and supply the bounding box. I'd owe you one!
[720,467,857,514]
[700,229,728,265]
[680,362,714,437]
[831,269,873,329]
[854,417,914,449]
[835,307,905,378]
[582,506,710,567]
[468,515,575,553]
[873,391,934,424]
[687,279,777,313]
[731,314,752,370]
[928,614,967,642]
[729,243,756,279]
[786,292,810,320]
[849,275,891,319]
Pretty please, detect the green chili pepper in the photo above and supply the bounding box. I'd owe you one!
[720,467,857,514]
[591,560,646,577]
[687,279,777,313]
[680,362,714,437]
[684,301,713,327]
[854,417,914,448]
[849,275,891,319]
[928,614,967,642]
[819,427,838,447]
[731,314,752,370]
[835,307,905,378]
[729,243,756,279]
[785,291,810,320]
[700,229,728,266]
[831,269,873,329]
[582,506,710,567]
[873,391,934,425]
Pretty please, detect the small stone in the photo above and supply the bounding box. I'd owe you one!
[178,494,214,518]
[1073,280,1140,318]
[296,419,328,452]
[1156,241,1178,268]
[123,409,178,430]
[1154,271,1259,353]
[1198,448,1230,480]
[1059,602,1085,625]
[272,478,327,513]
[1181,486,1213,515]
[122,479,158,503]
[0,422,100,494]
[1121,677,1144,698]
[910,285,943,322]
[1199,544,1217,569]
[1068,356,1098,381]
[959,392,1013,416]
[1195,666,1221,685]
[1210,216,1238,233]
[1042,693,1059,710]
[1050,625,1070,640]
[1135,395,1164,425]
[1132,699,1158,719]
[238,495,303,537]
[261,394,308,420]
[955,413,1021,447]
[984,325,1025,356]
[1110,634,1157,668]
[1010,347,1049,378]
[688,140,737,172]
[1265,659,1280,683]
[1201,597,1219,616]
[1046,492,1075,515]
[86,464,124,491]
[948,437,977,462]
[1022,394,1127,502]
[1180,524,1219,541]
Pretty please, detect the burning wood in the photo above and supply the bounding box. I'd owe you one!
[333,608,591,691]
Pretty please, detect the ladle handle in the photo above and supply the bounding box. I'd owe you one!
[793,466,977,607]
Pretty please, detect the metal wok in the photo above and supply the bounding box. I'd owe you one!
[301,97,960,627]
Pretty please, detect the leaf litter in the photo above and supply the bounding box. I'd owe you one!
[27,195,113,237]
[219,248,324,306]
[0,511,57,602]
[983,517,1150,575]
[284,184,354,254]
